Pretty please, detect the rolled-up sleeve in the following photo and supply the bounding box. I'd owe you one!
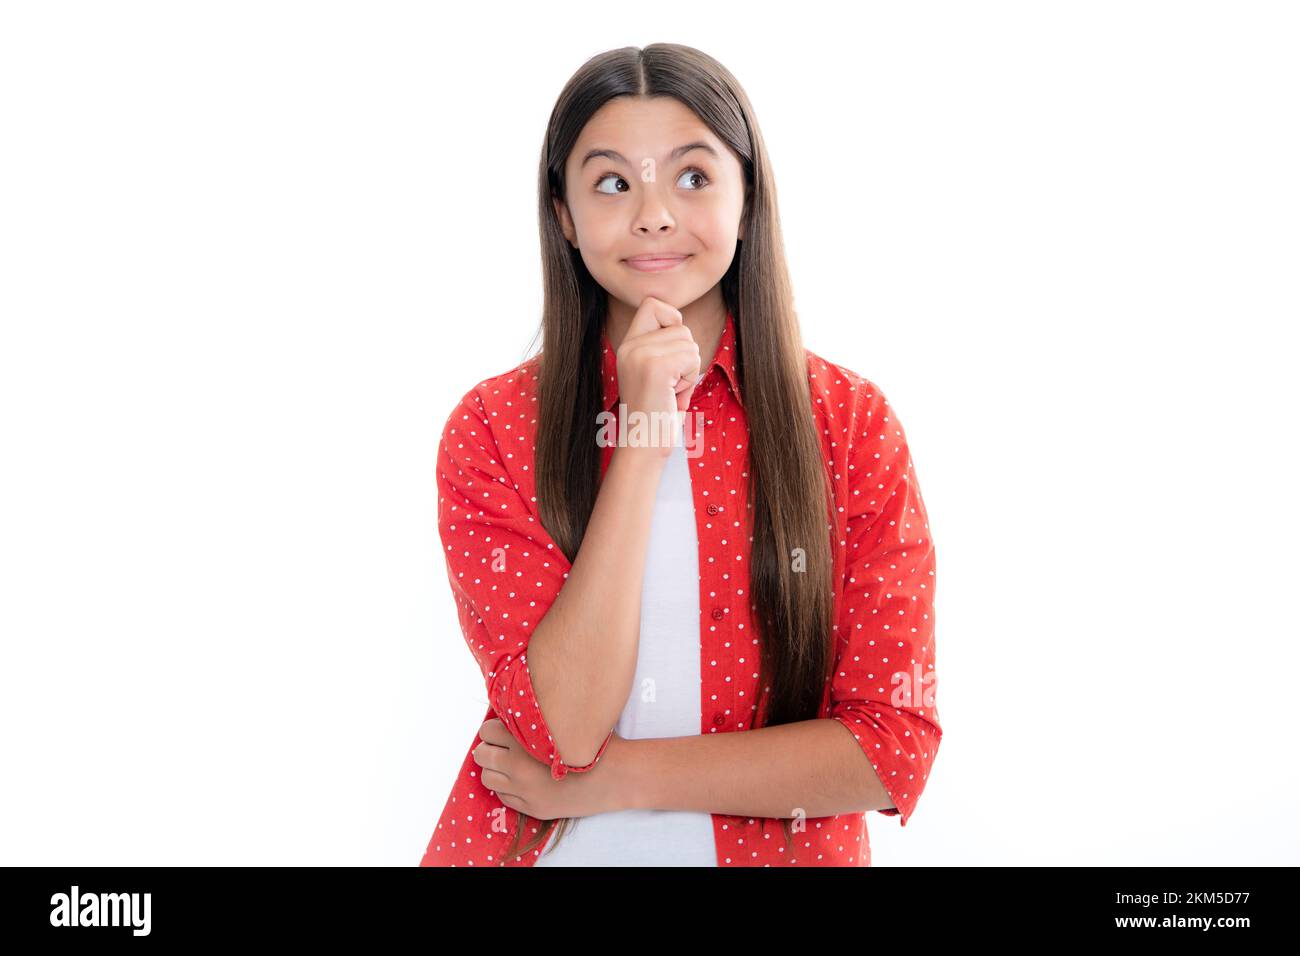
[437,386,614,780]
[829,380,941,826]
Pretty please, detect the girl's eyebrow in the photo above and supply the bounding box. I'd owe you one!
[579,142,719,168]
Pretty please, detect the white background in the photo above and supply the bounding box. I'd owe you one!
[1,1,1296,866]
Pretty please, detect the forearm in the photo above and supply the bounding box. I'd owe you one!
[613,718,897,819]
[526,443,665,766]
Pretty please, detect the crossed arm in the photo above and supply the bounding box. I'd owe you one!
[601,718,897,820]
[445,380,936,826]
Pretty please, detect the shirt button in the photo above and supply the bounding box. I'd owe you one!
[713,713,726,727]
[711,607,724,620]
[706,504,719,515]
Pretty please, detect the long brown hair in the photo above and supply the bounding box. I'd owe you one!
[505,43,837,863]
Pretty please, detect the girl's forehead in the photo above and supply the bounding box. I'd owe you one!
[577,97,713,148]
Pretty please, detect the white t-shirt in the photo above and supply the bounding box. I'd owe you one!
[533,433,718,867]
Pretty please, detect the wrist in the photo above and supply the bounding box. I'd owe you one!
[612,438,673,465]
[610,405,680,461]
[603,733,655,812]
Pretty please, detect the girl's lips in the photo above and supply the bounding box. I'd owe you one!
[623,255,691,273]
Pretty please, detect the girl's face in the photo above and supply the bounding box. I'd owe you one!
[553,95,747,313]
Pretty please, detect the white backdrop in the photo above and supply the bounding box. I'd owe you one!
[1,1,1296,866]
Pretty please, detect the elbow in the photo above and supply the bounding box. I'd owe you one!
[829,705,942,825]
[487,652,613,776]
[552,726,616,775]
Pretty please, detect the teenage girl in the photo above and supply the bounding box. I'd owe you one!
[419,43,940,867]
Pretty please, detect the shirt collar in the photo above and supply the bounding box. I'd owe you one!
[599,309,743,412]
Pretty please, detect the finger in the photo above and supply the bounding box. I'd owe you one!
[622,323,694,351]
[473,737,516,775]
[478,719,511,746]
[626,341,699,366]
[626,297,683,339]
[628,342,701,408]
[472,741,501,771]
[480,768,517,796]
[497,791,526,813]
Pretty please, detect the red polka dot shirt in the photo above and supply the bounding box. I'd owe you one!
[419,311,941,866]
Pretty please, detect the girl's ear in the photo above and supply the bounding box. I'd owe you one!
[552,195,577,248]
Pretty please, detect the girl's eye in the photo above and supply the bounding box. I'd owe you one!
[676,167,711,190]
[594,172,629,195]
[592,167,712,194]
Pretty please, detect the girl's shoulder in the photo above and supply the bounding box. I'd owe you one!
[801,346,892,426]
[801,347,928,504]
[449,354,542,411]
[438,355,541,451]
